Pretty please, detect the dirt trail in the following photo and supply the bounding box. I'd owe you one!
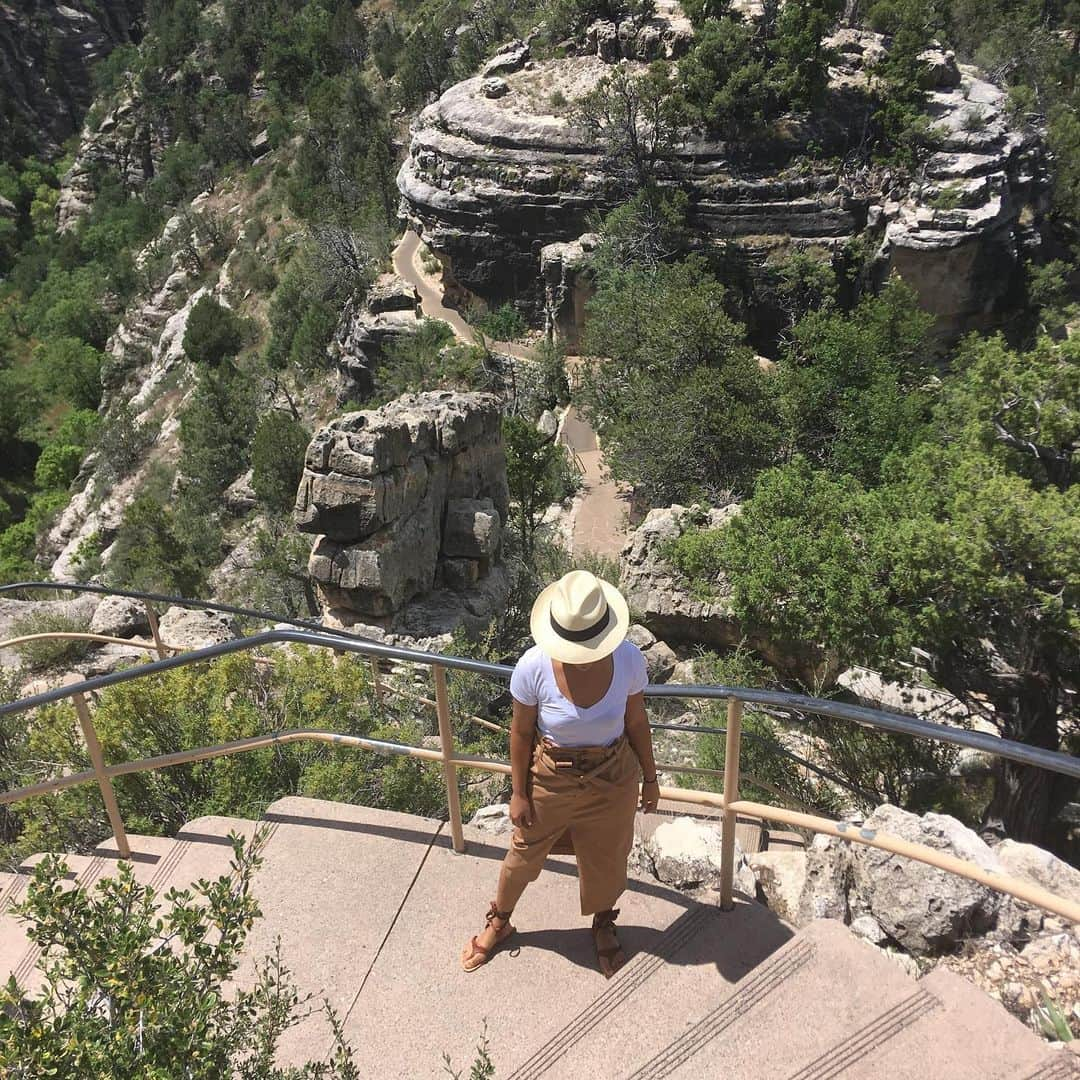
[391,232,631,559]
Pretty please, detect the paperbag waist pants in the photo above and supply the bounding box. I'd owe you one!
[499,734,640,916]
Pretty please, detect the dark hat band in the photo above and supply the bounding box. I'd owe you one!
[550,605,611,643]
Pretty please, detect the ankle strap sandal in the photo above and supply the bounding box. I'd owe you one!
[461,901,516,973]
[592,908,625,979]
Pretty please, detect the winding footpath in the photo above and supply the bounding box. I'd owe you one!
[392,232,631,559]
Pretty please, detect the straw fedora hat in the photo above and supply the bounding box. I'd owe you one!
[530,570,630,664]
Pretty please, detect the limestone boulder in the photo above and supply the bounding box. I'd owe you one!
[848,805,1003,954]
[224,470,257,516]
[297,393,509,632]
[639,816,757,897]
[798,833,853,923]
[443,498,501,559]
[749,849,808,924]
[626,623,677,683]
[157,607,238,652]
[994,839,1080,939]
[469,803,513,834]
[89,596,150,639]
[620,504,743,650]
[481,39,529,77]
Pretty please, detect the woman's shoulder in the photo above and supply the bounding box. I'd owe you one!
[615,638,646,665]
[513,644,547,678]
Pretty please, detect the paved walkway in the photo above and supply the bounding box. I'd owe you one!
[0,798,1060,1078]
[391,232,631,558]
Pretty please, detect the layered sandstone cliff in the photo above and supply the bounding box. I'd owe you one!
[397,30,1047,340]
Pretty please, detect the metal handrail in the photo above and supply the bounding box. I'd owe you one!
[1,590,1078,924]
[3,625,1077,780]
[3,582,1077,777]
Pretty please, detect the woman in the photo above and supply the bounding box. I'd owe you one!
[461,569,660,978]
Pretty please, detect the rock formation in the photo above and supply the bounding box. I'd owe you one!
[397,27,1046,339]
[0,0,141,163]
[294,392,511,639]
[330,274,424,399]
[56,95,162,232]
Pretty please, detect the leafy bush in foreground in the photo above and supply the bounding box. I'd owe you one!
[0,834,361,1079]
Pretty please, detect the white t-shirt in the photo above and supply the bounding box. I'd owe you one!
[509,640,649,748]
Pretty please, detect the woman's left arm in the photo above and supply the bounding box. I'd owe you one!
[624,691,660,813]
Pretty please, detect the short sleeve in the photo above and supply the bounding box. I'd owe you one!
[509,652,539,705]
[626,642,648,696]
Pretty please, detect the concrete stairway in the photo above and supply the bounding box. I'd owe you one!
[0,798,1075,1079]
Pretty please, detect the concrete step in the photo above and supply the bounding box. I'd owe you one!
[341,823,747,1078]
[837,966,1072,1080]
[514,918,921,1080]
[521,918,1059,1080]
[236,796,447,1064]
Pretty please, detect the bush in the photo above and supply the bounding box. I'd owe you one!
[31,337,103,410]
[0,836,362,1079]
[251,412,310,513]
[32,443,84,491]
[11,611,94,672]
[661,523,727,600]
[473,302,527,342]
[183,295,247,366]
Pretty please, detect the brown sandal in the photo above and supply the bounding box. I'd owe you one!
[461,901,516,972]
[592,908,626,979]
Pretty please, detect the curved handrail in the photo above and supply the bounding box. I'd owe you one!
[2,625,1077,780]
[0,632,167,654]
[0,720,1076,924]
[3,582,1076,777]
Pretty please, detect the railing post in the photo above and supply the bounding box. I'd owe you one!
[432,663,465,854]
[71,690,131,860]
[143,601,167,660]
[718,696,743,912]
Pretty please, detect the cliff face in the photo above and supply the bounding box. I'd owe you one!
[0,0,142,162]
[397,31,1047,340]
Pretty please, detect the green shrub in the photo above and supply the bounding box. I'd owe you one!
[0,836,362,1078]
[182,295,247,366]
[473,302,527,342]
[32,443,84,491]
[251,412,310,513]
[11,611,94,672]
[661,523,727,600]
[31,337,103,410]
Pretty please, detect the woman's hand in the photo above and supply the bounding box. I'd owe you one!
[640,778,660,814]
[509,791,533,828]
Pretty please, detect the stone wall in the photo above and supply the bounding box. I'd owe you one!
[295,392,510,637]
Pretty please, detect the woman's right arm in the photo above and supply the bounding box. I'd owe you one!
[509,698,537,827]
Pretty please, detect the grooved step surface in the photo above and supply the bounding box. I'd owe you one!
[339,821,739,1080]
[841,967,1065,1080]
[617,920,940,1080]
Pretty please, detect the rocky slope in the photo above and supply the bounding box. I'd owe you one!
[398,29,1048,339]
[0,0,142,163]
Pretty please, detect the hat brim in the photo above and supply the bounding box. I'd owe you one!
[530,578,630,664]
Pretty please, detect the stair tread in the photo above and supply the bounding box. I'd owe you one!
[233,796,447,1064]
[835,966,1061,1080]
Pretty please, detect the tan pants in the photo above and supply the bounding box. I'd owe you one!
[499,735,640,916]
